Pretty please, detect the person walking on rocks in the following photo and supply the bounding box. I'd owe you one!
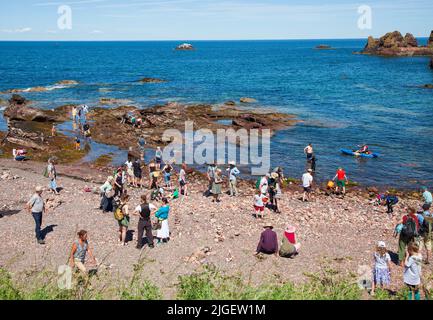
[398,207,420,266]
[138,136,146,161]
[69,230,96,275]
[404,242,423,300]
[302,169,313,202]
[155,198,170,244]
[227,161,240,197]
[117,194,131,246]
[333,167,348,196]
[370,241,391,296]
[134,194,157,249]
[26,186,47,245]
[255,225,278,256]
[47,158,59,195]
[100,176,115,212]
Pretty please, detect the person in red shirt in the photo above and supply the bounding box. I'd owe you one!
[398,207,420,266]
[333,167,348,195]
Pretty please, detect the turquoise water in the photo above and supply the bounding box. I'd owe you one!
[0,40,432,188]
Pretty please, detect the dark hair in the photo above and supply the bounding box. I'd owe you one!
[121,194,130,203]
[141,194,148,204]
[162,197,168,204]
[77,230,87,238]
[422,204,430,211]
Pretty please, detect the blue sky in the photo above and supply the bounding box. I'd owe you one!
[0,0,432,40]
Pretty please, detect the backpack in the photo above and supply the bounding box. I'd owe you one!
[401,216,418,240]
[387,195,399,205]
[420,215,433,237]
[114,203,124,221]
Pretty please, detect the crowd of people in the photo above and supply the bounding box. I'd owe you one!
[19,130,433,299]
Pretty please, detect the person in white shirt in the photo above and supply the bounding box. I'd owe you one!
[302,169,314,202]
[253,189,267,219]
[125,160,134,186]
[259,174,269,195]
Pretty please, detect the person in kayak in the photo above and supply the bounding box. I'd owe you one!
[355,144,370,154]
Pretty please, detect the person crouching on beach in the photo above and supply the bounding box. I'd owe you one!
[333,167,348,196]
[255,225,278,256]
[370,241,391,296]
[69,230,97,276]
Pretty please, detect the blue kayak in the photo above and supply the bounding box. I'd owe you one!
[340,149,379,158]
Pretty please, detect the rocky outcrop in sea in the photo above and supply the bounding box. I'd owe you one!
[360,30,433,56]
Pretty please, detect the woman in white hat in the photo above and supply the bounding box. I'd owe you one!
[279,225,301,258]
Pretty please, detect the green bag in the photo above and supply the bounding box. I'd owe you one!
[43,166,49,178]
[255,177,261,190]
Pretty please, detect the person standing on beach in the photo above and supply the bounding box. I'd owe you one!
[206,163,217,196]
[100,176,114,212]
[155,198,170,244]
[134,195,157,249]
[398,207,420,266]
[211,168,223,203]
[227,161,240,197]
[333,167,348,195]
[404,242,422,300]
[72,106,78,123]
[155,147,163,170]
[422,186,432,210]
[26,186,46,245]
[132,158,143,188]
[302,169,313,202]
[117,194,130,246]
[179,163,188,198]
[162,162,173,190]
[47,158,60,195]
[259,174,269,196]
[304,143,314,161]
[138,136,146,161]
[114,168,124,198]
[51,124,56,137]
[69,230,97,275]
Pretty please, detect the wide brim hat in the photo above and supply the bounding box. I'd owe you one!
[377,241,386,248]
[228,161,236,166]
[35,186,43,192]
[263,224,273,229]
[271,172,279,179]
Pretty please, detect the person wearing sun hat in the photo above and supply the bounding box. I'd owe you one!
[279,225,301,258]
[226,161,240,197]
[371,241,391,296]
[26,186,46,245]
[255,224,278,256]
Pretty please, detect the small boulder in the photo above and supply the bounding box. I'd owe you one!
[240,97,257,103]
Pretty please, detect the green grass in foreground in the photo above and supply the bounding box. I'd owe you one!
[0,265,414,300]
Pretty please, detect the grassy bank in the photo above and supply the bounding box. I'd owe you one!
[0,264,413,300]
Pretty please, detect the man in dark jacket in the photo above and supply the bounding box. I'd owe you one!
[134,195,157,249]
[255,225,278,255]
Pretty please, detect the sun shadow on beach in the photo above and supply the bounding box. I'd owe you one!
[41,224,58,240]
[0,210,21,218]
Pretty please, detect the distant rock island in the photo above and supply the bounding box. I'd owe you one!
[360,30,433,56]
[315,45,333,50]
[175,43,194,50]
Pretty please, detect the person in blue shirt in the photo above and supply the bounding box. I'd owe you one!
[227,161,240,197]
[155,198,170,244]
[422,186,432,209]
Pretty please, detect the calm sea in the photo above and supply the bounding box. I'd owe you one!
[0,40,432,189]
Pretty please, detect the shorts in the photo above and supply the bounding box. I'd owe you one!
[254,205,264,212]
[49,179,57,190]
[134,171,142,179]
[336,180,345,188]
[179,180,186,187]
[424,203,432,210]
[306,153,313,160]
[127,169,134,176]
[303,186,311,193]
[164,173,171,183]
[156,157,162,164]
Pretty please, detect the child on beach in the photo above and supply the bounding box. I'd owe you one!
[75,137,81,150]
[370,241,391,296]
[254,189,267,219]
[404,242,423,300]
[51,124,56,137]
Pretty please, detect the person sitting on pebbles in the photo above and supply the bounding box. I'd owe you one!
[255,224,278,256]
[279,225,301,258]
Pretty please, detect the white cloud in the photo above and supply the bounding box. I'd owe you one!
[1,27,32,33]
